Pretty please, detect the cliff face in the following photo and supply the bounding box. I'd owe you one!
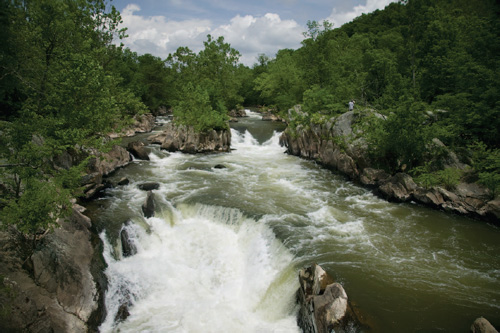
[149,123,231,153]
[280,109,499,223]
[0,203,102,332]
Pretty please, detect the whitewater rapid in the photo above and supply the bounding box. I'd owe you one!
[94,110,500,332]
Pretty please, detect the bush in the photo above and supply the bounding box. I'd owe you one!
[470,142,500,198]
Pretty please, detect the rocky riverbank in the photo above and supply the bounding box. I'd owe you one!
[0,115,160,331]
[280,106,500,223]
[0,202,102,332]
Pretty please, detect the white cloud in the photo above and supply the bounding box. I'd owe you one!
[326,0,397,27]
[212,13,303,65]
[119,4,212,58]
[118,4,303,66]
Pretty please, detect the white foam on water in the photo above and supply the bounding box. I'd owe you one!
[99,203,300,333]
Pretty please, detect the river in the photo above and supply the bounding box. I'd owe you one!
[88,110,500,332]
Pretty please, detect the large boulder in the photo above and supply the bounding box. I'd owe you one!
[0,204,101,332]
[127,141,150,161]
[148,123,231,153]
[297,264,360,333]
[470,317,498,333]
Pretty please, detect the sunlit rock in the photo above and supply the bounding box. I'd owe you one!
[148,123,231,153]
[470,317,498,333]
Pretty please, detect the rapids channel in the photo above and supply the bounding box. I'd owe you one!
[88,110,500,332]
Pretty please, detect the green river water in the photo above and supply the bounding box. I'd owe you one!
[87,111,499,332]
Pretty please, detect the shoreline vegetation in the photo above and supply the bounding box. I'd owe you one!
[0,0,499,331]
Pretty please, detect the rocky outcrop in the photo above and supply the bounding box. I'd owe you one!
[148,123,231,153]
[127,141,150,160]
[280,108,499,223]
[280,110,369,180]
[262,112,286,122]
[471,317,498,333]
[0,204,101,332]
[297,264,361,333]
[82,145,131,199]
[228,109,248,118]
[109,113,156,138]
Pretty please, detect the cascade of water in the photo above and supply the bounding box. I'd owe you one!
[95,116,500,332]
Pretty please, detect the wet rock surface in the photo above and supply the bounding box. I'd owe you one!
[297,264,362,333]
[280,109,499,223]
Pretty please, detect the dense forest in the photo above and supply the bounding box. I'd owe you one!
[1,0,499,238]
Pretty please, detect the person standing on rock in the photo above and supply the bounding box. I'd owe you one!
[348,99,355,111]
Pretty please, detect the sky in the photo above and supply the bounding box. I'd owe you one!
[110,0,398,66]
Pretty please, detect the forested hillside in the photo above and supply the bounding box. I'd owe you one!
[0,0,148,240]
[250,0,500,195]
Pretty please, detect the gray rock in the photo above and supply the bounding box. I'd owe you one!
[120,226,137,257]
[360,168,390,186]
[280,107,498,223]
[471,317,498,333]
[378,173,418,202]
[297,264,360,333]
[109,113,156,138]
[117,177,130,186]
[127,141,150,160]
[149,123,231,153]
[142,191,155,218]
[313,283,348,333]
[228,109,248,117]
[138,182,160,191]
[213,164,227,169]
[0,204,100,332]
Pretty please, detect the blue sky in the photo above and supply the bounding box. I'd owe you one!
[110,0,398,66]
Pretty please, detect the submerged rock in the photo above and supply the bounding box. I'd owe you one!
[213,164,227,169]
[120,226,137,257]
[142,190,155,218]
[138,182,160,191]
[117,177,130,186]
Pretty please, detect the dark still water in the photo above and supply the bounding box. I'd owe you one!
[88,111,500,332]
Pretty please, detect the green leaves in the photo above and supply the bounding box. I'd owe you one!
[0,0,146,242]
[0,178,71,238]
[173,83,229,133]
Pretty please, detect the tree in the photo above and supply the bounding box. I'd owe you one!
[173,83,229,133]
[253,49,306,111]
[0,0,146,246]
